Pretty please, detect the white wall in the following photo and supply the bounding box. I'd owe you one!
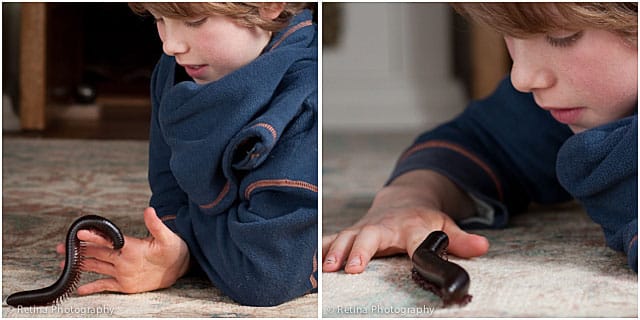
[323,3,467,132]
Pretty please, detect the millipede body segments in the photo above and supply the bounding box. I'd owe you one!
[411,230,472,306]
[6,215,124,307]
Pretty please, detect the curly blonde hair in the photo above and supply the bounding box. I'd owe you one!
[129,2,311,32]
[452,2,637,43]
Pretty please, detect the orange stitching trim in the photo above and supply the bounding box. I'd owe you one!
[630,234,638,251]
[161,215,177,221]
[310,250,318,288]
[200,181,231,209]
[269,20,313,52]
[399,140,504,201]
[244,179,318,200]
[253,123,277,140]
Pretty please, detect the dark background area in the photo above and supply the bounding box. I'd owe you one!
[3,3,164,139]
[47,3,162,104]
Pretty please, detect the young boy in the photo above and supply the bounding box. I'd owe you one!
[58,2,318,307]
[323,3,637,274]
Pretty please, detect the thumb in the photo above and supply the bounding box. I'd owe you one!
[144,207,172,244]
[442,221,490,258]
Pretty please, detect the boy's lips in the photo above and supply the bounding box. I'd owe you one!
[542,106,585,125]
[181,64,208,79]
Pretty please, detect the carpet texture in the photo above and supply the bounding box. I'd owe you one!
[322,131,638,317]
[2,138,317,318]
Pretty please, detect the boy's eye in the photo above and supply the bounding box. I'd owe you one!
[184,17,208,28]
[545,31,584,48]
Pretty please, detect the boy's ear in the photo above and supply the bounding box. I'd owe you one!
[259,2,286,21]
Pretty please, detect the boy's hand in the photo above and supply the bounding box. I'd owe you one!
[322,170,490,274]
[56,207,190,295]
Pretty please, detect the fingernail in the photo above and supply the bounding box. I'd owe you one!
[324,256,336,265]
[347,256,361,267]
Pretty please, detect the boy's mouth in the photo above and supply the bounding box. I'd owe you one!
[542,106,585,125]
[181,64,208,80]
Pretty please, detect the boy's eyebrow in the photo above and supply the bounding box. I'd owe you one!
[146,8,208,21]
[146,8,159,17]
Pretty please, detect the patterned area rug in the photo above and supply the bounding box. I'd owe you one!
[322,131,638,317]
[2,138,317,318]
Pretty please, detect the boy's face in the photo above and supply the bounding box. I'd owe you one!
[505,29,637,133]
[150,10,272,84]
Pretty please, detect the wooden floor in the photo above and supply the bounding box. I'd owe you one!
[4,103,151,140]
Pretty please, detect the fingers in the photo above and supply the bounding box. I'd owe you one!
[399,215,442,259]
[59,257,119,294]
[323,226,397,274]
[80,257,116,277]
[322,234,337,260]
[57,241,117,269]
[405,217,490,258]
[324,213,491,275]
[58,226,119,262]
[76,278,122,295]
[343,226,384,274]
[443,222,490,258]
[405,227,436,259]
[322,230,356,272]
[57,228,114,253]
[81,242,124,264]
[76,229,114,248]
[57,229,121,268]
[57,232,122,270]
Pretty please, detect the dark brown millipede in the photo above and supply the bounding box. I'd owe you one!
[411,230,472,306]
[6,215,124,307]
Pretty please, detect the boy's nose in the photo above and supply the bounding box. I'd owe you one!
[510,59,555,93]
[506,38,555,93]
[161,30,188,56]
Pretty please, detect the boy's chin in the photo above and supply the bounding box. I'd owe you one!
[193,78,214,85]
[568,125,586,133]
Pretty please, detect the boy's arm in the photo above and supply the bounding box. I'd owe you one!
[147,55,190,232]
[389,77,574,228]
[171,109,317,307]
[324,77,569,272]
[148,102,189,232]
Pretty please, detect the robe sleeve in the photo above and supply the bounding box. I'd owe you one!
[171,102,318,306]
[389,77,574,228]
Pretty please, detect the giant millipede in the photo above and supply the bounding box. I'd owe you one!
[411,230,472,306]
[6,215,124,307]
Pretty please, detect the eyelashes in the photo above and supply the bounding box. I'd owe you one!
[152,17,208,29]
[184,17,208,28]
[545,31,584,48]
